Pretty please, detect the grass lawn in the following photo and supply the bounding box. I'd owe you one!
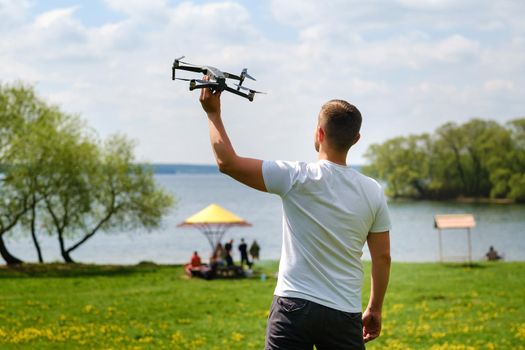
[1,261,524,350]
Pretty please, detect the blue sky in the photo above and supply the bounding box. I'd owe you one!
[1,0,524,164]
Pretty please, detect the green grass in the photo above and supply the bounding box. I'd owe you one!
[0,261,524,350]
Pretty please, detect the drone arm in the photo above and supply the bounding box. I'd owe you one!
[223,85,253,101]
[190,82,221,91]
[174,65,203,80]
[173,65,207,76]
[223,72,241,81]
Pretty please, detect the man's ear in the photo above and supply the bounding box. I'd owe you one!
[317,127,325,144]
[352,132,361,146]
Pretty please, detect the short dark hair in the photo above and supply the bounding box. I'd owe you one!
[319,99,362,152]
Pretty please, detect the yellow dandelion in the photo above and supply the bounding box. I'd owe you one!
[190,336,206,347]
[231,332,244,342]
[138,336,153,343]
[83,305,95,313]
[516,323,525,339]
[171,330,186,344]
[431,332,446,339]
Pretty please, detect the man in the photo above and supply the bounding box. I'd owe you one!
[249,239,260,261]
[238,238,251,267]
[199,85,391,349]
[224,239,234,266]
[225,239,234,254]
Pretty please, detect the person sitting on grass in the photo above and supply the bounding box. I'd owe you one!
[184,251,213,279]
[213,243,226,266]
[184,251,202,276]
[486,246,502,261]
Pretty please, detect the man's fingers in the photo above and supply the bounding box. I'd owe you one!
[199,75,209,101]
[363,332,378,343]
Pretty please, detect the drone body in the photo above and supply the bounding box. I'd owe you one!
[172,56,264,101]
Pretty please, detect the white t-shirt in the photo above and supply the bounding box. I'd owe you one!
[262,159,391,313]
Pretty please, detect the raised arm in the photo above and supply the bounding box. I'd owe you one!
[363,231,391,343]
[199,84,267,192]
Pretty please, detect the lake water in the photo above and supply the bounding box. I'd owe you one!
[3,174,525,264]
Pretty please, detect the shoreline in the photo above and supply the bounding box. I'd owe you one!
[389,196,518,204]
[1,259,522,272]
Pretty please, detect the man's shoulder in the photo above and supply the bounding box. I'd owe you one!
[352,169,383,189]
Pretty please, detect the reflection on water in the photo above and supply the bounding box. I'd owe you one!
[4,174,525,264]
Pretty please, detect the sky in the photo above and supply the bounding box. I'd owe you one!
[1,0,524,165]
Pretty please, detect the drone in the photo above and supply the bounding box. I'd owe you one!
[171,56,264,102]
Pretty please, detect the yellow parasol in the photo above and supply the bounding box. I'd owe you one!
[177,203,251,252]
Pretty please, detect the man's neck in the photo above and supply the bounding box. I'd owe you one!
[318,150,348,166]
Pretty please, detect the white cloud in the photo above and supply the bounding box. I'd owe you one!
[483,80,515,93]
[104,0,168,19]
[34,7,77,28]
[1,0,524,164]
[397,0,471,11]
[0,0,31,28]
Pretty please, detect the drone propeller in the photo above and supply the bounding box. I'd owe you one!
[241,68,256,81]
[175,78,208,84]
[174,55,202,67]
[234,84,265,94]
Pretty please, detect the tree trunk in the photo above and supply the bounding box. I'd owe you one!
[30,200,44,263]
[61,250,75,264]
[57,231,75,263]
[30,230,43,263]
[0,234,23,265]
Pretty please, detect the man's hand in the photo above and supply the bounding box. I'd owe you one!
[362,308,382,342]
[199,77,221,118]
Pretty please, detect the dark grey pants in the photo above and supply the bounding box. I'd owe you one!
[265,296,365,350]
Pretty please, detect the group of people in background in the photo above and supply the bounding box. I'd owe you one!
[211,238,260,268]
[185,238,260,278]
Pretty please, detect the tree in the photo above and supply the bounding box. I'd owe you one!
[0,83,174,264]
[42,134,174,263]
[0,83,49,264]
[364,135,431,198]
[0,186,28,265]
[363,117,525,202]
[505,118,525,202]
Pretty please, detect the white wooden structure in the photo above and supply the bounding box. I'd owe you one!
[434,214,476,263]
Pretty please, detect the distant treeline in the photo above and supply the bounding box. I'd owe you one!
[146,164,359,175]
[363,118,525,202]
[148,163,219,174]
